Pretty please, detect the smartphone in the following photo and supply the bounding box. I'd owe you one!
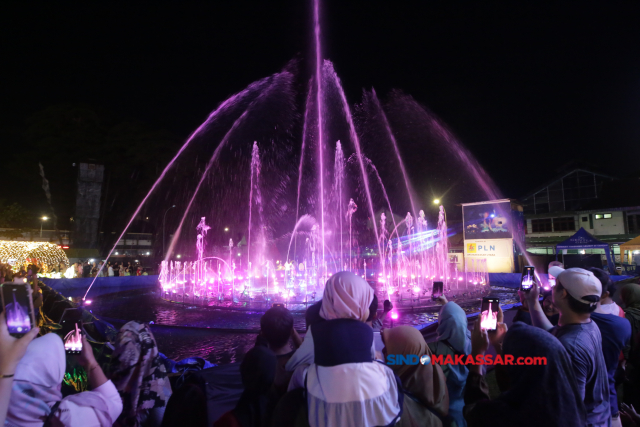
[521,266,535,291]
[431,281,444,301]
[64,323,83,354]
[480,297,499,331]
[59,308,84,354]
[1,283,36,337]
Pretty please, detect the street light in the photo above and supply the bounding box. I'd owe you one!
[163,205,176,257]
[224,227,229,232]
[433,199,440,205]
[40,216,49,238]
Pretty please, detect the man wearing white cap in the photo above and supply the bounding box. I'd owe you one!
[525,267,611,427]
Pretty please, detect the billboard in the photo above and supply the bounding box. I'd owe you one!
[464,239,514,273]
[463,201,512,240]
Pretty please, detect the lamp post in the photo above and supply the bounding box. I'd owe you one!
[40,216,48,238]
[163,205,176,257]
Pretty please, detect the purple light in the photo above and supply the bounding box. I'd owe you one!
[391,311,399,320]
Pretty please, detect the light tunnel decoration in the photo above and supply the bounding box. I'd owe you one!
[0,241,69,273]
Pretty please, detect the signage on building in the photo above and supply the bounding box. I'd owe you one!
[461,199,524,274]
[463,201,512,240]
[464,239,514,272]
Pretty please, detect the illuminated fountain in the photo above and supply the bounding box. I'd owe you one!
[87,0,504,307]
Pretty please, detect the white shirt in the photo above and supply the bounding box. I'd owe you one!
[58,380,123,427]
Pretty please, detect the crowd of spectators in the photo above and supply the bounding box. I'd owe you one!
[2,267,640,426]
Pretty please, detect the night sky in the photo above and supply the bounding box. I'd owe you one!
[2,1,640,210]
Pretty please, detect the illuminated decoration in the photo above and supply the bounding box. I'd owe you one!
[0,241,69,273]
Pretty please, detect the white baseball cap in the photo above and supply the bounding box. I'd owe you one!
[549,267,601,304]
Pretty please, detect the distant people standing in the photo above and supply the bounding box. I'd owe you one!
[76,262,83,278]
[588,268,631,427]
[113,262,120,277]
[97,261,105,277]
[620,283,640,410]
[91,262,98,277]
[82,262,91,278]
[108,263,115,277]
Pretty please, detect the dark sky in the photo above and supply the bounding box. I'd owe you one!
[2,0,640,200]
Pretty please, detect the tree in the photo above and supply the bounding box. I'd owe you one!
[0,201,32,240]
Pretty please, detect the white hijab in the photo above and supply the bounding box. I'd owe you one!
[286,272,376,377]
[319,271,374,322]
[6,333,116,427]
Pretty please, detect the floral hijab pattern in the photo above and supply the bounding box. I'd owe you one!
[110,321,171,427]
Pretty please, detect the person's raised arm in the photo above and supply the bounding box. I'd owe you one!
[464,317,491,420]
[76,335,108,389]
[0,314,39,426]
[523,281,553,331]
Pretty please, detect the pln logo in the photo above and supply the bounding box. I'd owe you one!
[467,243,496,253]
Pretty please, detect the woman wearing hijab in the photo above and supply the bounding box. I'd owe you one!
[214,346,278,427]
[285,271,376,381]
[428,301,471,427]
[110,321,172,427]
[620,283,640,408]
[275,317,402,427]
[5,333,123,427]
[382,326,449,427]
[464,321,586,427]
[276,271,401,427]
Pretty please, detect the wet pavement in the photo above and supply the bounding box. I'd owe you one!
[88,287,519,363]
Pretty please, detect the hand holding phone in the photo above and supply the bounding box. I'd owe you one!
[75,335,98,371]
[471,317,489,355]
[436,295,448,305]
[0,310,39,377]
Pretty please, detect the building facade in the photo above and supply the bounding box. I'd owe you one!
[521,169,640,264]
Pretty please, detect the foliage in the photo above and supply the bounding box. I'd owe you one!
[0,201,32,239]
[13,104,180,239]
[0,201,32,228]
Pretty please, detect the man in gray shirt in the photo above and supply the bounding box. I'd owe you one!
[525,267,610,427]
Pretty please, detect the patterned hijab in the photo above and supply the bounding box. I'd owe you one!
[319,271,374,322]
[110,321,171,427]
